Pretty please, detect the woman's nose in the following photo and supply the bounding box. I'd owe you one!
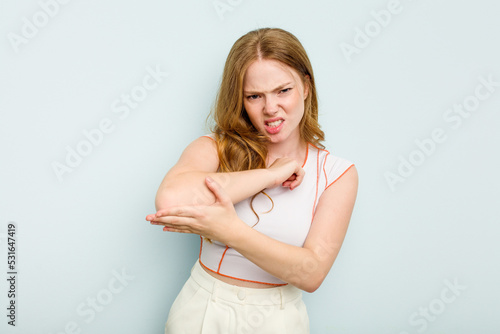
[263,96,278,115]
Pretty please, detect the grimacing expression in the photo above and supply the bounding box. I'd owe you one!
[243,59,308,145]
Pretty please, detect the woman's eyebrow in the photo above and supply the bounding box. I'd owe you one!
[243,82,293,95]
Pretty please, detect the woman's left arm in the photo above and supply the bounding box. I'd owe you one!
[230,165,358,292]
[152,166,358,293]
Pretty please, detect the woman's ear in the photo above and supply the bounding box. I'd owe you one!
[303,75,310,99]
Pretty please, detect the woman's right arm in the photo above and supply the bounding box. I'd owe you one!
[155,136,304,211]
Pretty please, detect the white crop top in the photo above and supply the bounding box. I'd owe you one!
[199,136,355,285]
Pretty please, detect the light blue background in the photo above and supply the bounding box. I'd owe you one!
[1,0,499,333]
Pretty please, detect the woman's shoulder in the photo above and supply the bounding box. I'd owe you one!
[307,142,354,164]
[307,143,355,189]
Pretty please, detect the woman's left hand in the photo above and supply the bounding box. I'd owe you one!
[146,177,244,244]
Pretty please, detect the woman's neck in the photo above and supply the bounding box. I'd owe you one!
[266,138,308,167]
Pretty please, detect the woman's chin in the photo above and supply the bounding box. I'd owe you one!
[265,133,287,145]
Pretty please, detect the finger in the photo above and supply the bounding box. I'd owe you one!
[155,207,185,217]
[283,173,299,188]
[150,220,178,227]
[205,177,231,205]
[155,206,197,218]
[290,178,301,190]
[290,170,305,190]
[155,221,197,234]
[152,215,195,227]
[282,173,297,186]
[162,226,193,233]
[296,167,305,179]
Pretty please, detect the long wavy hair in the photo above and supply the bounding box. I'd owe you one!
[209,27,325,172]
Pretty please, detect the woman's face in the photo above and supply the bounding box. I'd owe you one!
[243,59,308,145]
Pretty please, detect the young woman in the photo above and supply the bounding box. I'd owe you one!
[146,27,358,333]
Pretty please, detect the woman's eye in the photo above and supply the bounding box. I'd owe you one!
[247,95,259,100]
[280,88,292,94]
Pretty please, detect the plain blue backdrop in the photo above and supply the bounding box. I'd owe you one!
[1,0,499,333]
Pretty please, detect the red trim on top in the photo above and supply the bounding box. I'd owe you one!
[201,135,215,142]
[301,143,309,168]
[307,142,328,152]
[322,151,330,190]
[312,147,320,218]
[325,164,355,190]
[199,238,287,286]
[198,259,288,286]
[217,246,229,273]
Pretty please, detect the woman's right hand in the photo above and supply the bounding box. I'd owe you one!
[267,157,305,190]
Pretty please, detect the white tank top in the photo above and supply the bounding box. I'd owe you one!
[199,137,354,285]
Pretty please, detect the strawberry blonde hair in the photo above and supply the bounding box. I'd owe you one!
[209,27,325,173]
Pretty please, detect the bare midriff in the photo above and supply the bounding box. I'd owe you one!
[201,265,283,289]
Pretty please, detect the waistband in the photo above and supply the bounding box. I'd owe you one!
[190,260,302,308]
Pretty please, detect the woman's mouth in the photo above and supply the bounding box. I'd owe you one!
[264,119,284,134]
[267,120,283,128]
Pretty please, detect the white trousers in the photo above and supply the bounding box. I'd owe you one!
[165,260,310,334]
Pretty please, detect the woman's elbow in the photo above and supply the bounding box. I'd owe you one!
[301,276,324,293]
[292,270,326,293]
[155,188,179,212]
